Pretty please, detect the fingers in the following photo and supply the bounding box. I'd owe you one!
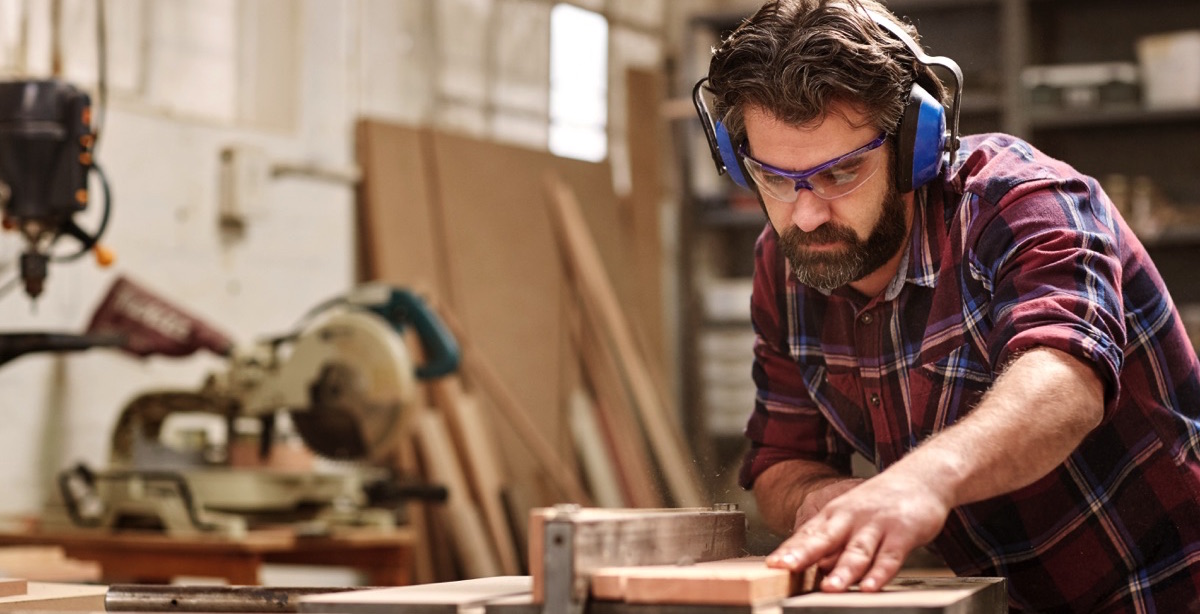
[857,538,909,591]
[820,526,882,591]
[766,514,851,572]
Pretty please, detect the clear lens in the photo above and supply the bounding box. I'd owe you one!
[742,159,796,201]
[744,147,883,202]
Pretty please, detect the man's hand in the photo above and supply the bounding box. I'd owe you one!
[765,471,952,592]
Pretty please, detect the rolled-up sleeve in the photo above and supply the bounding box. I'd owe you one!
[970,174,1126,417]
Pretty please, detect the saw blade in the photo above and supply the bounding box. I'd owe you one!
[250,309,416,463]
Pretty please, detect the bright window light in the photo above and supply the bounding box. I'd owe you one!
[549,4,608,162]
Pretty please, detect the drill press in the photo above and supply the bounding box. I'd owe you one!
[0,78,119,364]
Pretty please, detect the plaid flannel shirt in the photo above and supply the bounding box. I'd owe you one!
[741,134,1200,612]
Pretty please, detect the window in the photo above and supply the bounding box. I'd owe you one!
[548,3,607,162]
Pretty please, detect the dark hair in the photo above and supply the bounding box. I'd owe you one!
[707,0,945,148]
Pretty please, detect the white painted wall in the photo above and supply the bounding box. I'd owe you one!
[0,0,665,519]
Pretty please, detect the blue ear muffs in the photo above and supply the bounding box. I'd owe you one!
[896,82,948,193]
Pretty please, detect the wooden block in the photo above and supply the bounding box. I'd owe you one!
[781,576,1007,613]
[0,582,106,611]
[592,558,813,606]
[298,576,532,614]
[0,580,24,598]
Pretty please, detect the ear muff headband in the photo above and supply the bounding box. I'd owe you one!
[864,9,962,191]
[694,7,963,194]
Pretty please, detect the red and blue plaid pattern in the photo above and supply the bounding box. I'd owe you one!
[741,134,1200,612]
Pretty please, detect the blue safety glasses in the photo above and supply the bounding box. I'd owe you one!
[739,132,887,202]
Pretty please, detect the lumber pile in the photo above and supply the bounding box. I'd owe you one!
[355,71,710,581]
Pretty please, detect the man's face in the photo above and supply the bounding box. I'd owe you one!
[742,104,911,291]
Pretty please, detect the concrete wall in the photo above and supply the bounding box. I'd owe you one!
[0,0,664,518]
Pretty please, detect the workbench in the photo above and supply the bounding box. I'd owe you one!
[0,527,415,585]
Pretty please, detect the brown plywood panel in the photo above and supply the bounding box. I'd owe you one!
[624,67,669,374]
[429,133,628,509]
[355,119,449,301]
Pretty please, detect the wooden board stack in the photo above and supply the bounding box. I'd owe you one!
[354,76,706,580]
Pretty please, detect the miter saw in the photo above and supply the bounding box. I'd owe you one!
[46,285,456,537]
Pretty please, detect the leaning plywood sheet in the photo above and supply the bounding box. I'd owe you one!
[624,67,669,374]
[355,120,450,301]
[298,577,532,614]
[429,132,630,507]
[592,557,814,606]
[782,576,1007,613]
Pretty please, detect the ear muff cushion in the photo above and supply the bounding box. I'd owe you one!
[714,121,750,189]
[895,82,947,192]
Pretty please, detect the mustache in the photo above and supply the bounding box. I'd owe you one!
[779,223,859,248]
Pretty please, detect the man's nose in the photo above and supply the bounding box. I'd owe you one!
[789,189,831,233]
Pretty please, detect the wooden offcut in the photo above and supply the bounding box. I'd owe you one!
[591,558,815,606]
[0,580,24,599]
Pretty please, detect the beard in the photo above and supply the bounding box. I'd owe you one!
[776,183,909,291]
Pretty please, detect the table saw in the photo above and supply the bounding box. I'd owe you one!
[104,507,1006,614]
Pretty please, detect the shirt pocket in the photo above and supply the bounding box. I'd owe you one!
[912,342,994,436]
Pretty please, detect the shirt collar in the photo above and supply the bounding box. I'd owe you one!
[901,188,940,291]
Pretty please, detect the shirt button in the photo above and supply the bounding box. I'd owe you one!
[870,393,880,407]
[860,313,873,325]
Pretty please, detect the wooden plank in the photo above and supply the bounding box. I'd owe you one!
[0,582,105,612]
[591,558,815,606]
[414,407,502,578]
[781,576,1008,613]
[529,508,747,603]
[429,376,522,575]
[298,577,532,614]
[569,276,664,509]
[567,389,625,509]
[544,175,706,508]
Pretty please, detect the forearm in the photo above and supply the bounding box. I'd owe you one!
[753,458,853,534]
[886,347,1105,508]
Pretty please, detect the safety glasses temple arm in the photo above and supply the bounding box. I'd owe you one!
[691,78,728,176]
